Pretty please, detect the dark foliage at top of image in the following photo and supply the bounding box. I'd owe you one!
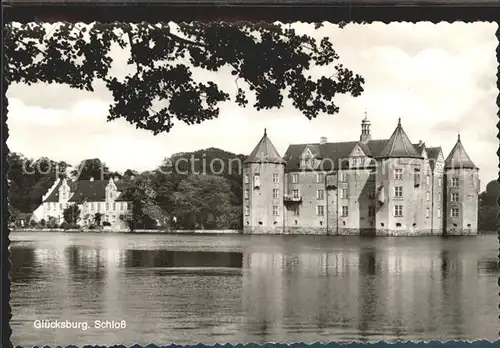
[5,22,365,134]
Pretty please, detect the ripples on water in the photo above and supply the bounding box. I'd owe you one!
[9,232,499,345]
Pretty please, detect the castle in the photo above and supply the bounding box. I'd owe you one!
[242,115,480,236]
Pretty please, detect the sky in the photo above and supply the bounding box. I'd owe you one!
[7,21,499,187]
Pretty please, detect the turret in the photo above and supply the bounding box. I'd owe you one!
[243,129,285,234]
[360,111,372,143]
[443,134,479,235]
[375,118,425,235]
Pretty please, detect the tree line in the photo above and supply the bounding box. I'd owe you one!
[9,149,499,232]
[8,148,246,230]
[478,179,500,233]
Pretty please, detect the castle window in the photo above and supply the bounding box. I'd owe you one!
[245,206,250,216]
[316,172,324,183]
[451,208,459,217]
[426,208,430,218]
[112,202,116,211]
[244,189,249,199]
[97,202,101,211]
[341,206,348,217]
[394,205,403,217]
[368,206,374,216]
[272,173,280,184]
[340,172,348,182]
[90,202,95,211]
[317,189,324,200]
[273,189,280,199]
[292,173,299,184]
[106,203,109,211]
[340,188,348,199]
[414,169,421,185]
[396,223,402,227]
[426,191,430,201]
[292,206,300,216]
[394,186,403,198]
[272,205,279,216]
[452,177,459,187]
[394,168,403,180]
[438,192,442,202]
[426,175,430,186]
[317,205,325,216]
[438,177,442,186]
[120,202,124,211]
[292,189,300,199]
[451,192,459,202]
[254,174,260,187]
[437,208,441,218]
[59,203,62,210]
[244,174,250,184]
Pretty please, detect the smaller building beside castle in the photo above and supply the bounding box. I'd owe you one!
[32,176,132,229]
[242,115,480,236]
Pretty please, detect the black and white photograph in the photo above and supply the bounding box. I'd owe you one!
[6,21,499,345]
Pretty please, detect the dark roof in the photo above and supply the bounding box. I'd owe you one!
[43,180,77,202]
[426,146,442,160]
[413,142,425,154]
[377,119,422,159]
[445,135,477,170]
[244,129,285,164]
[283,139,391,171]
[43,179,131,203]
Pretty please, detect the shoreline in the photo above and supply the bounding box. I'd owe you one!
[10,228,242,235]
[9,228,496,236]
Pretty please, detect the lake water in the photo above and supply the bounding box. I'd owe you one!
[9,231,499,345]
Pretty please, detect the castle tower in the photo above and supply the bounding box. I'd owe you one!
[443,134,479,235]
[243,129,286,234]
[360,111,372,143]
[375,118,424,235]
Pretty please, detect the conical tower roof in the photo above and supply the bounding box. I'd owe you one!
[244,129,285,164]
[444,134,477,169]
[377,118,422,159]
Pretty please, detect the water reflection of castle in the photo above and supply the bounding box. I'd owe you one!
[13,238,495,342]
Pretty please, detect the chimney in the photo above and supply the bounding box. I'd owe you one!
[114,176,119,182]
[418,140,423,146]
[320,137,328,145]
[89,177,94,182]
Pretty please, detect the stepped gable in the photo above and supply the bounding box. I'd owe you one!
[377,118,422,159]
[444,134,477,169]
[244,129,285,164]
[43,180,77,203]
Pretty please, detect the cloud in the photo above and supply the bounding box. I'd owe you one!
[6,22,499,187]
